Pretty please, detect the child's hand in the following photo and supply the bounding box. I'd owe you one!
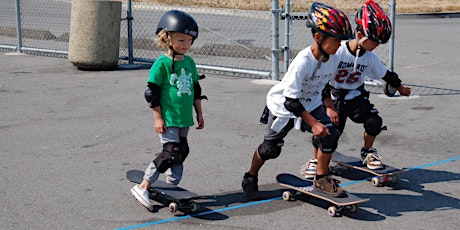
[196,114,204,129]
[326,107,339,125]
[397,85,411,96]
[311,122,330,138]
[154,118,166,134]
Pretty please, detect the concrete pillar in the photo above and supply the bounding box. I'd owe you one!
[68,0,122,70]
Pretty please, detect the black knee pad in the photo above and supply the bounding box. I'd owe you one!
[178,137,190,163]
[258,140,284,161]
[313,128,340,153]
[153,142,182,173]
[312,136,320,149]
[364,114,383,136]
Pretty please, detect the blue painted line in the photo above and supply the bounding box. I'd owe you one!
[116,197,281,230]
[117,155,459,230]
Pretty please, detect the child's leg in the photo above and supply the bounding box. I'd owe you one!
[131,161,160,211]
[166,165,183,185]
[142,162,161,187]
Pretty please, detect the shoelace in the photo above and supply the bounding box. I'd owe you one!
[327,177,341,191]
[369,153,382,162]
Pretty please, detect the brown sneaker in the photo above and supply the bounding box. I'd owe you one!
[314,176,345,197]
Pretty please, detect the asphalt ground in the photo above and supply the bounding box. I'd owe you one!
[1,17,459,229]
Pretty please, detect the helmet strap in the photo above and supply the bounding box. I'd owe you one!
[168,45,182,73]
[353,31,368,72]
[317,34,330,59]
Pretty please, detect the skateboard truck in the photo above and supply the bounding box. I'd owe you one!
[371,174,398,187]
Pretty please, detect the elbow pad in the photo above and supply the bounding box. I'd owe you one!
[382,70,402,88]
[145,83,161,108]
[284,97,304,117]
[193,82,208,100]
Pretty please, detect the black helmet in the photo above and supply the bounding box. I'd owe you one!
[156,10,198,40]
[306,2,353,40]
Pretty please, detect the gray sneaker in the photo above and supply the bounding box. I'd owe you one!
[300,159,317,179]
[361,148,383,170]
[130,185,154,211]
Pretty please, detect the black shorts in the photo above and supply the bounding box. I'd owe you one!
[335,93,379,134]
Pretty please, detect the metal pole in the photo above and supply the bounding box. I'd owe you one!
[271,0,280,80]
[388,0,396,71]
[127,0,134,64]
[15,0,23,53]
[283,0,291,73]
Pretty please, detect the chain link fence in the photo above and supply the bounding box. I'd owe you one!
[0,0,395,79]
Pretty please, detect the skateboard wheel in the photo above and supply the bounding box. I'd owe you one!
[282,191,292,201]
[327,206,337,217]
[190,202,200,212]
[371,177,381,187]
[151,190,159,197]
[390,174,398,183]
[346,204,358,213]
[169,202,178,213]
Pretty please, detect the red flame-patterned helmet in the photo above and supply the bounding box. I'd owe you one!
[355,0,392,44]
[306,2,353,40]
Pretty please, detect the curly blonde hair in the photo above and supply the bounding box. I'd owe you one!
[155,30,177,49]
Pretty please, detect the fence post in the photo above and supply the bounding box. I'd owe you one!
[283,0,291,74]
[14,0,23,53]
[126,0,134,64]
[388,0,396,71]
[271,0,280,80]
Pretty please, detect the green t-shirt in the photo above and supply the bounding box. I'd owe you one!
[148,54,200,127]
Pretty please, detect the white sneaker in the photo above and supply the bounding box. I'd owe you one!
[361,148,383,170]
[300,159,318,179]
[130,185,154,211]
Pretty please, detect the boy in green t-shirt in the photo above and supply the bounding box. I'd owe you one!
[130,10,206,212]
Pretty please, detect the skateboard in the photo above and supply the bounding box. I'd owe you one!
[330,152,408,187]
[276,173,369,217]
[126,169,204,214]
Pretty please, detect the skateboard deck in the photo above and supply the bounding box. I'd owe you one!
[276,173,369,217]
[331,152,408,186]
[126,169,204,213]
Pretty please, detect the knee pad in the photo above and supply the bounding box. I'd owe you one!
[312,136,320,149]
[258,140,284,161]
[364,114,383,136]
[313,128,340,153]
[178,137,190,163]
[153,142,183,173]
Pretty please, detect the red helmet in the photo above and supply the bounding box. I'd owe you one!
[356,0,392,44]
[306,2,353,40]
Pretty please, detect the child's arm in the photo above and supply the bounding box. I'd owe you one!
[321,84,338,125]
[193,81,205,129]
[382,70,411,96]
[300,110,331,137]
[323,97,338,125]
[396,85,411,96]
[193,100,204,129]
[285,97,330,137]
[152,107,166,134]
[145,83,166,133]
